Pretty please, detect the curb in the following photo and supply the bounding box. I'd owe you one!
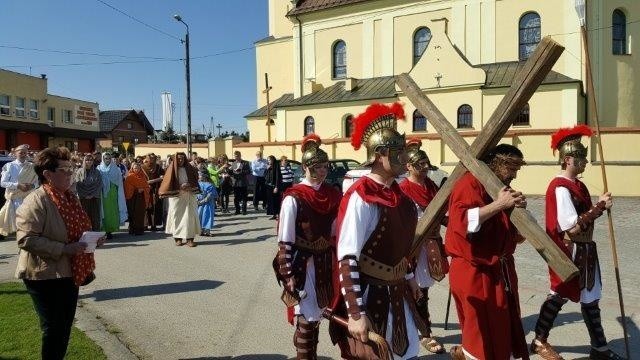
[75,301,139,360]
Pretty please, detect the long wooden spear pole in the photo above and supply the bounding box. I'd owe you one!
[577,3,630,356]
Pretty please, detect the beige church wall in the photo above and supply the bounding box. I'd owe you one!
[247,117,269,143]
[493,0,582,81]
[255,38,293,108]
[392,8,451,75]
[313,23,363,85]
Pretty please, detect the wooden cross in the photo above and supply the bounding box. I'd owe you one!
[263,73,274,142]
[397,37,578,281]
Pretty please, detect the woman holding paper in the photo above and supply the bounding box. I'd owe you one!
[15,147,106,360]
[124,162,150,235]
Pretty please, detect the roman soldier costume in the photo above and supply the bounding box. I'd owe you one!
[329,103,428,359]
[398,138,447,354]
[532,125,625,360]
[273,134,342,359]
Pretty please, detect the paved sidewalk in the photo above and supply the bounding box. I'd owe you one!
[1,198,638,359]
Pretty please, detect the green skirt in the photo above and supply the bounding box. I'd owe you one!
[102,183,121,233]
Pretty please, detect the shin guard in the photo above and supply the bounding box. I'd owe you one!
[294,318,319,360]
[534,294,567,341]
[581,301,608,349]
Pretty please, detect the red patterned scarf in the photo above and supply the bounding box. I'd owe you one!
[43,184,93,286]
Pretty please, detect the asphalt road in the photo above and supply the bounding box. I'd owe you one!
[1,197,638,359]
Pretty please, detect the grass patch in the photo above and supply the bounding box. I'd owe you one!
[0,282,106,360]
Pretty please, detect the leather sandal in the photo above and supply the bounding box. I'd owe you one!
[530,339,564,360]
[449,345,466,360]
[421,337,445,354]
[175,238,184,246]
[186,239,197,247]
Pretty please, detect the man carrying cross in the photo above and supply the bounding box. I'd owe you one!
[330,103,428,360]
[446,144,529,360]
[530,125,624,360]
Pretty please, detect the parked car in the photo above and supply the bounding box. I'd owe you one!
[342,164,449,193]
[326,159,361,191]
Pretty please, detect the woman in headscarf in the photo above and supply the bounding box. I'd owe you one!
[159,152,201,247]
[97,153,127,239]
[74,154,103,231]
[197,170,217,236]
[124,162,151,235]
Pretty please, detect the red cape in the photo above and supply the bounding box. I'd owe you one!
[398,177,438,209]
[546,176,592,303]
[279,182,342,324]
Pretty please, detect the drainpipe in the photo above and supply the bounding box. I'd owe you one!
[294,14,304,97]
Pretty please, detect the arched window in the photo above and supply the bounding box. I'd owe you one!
[519,12,541,60]
[514,103,530,126]
[412,110,427,132]
[457,104,473,129]
[612,9,627,55]
[413,27,432,65]
[304,116,315,136]
[333,40,347,79]
[344,114,353,138]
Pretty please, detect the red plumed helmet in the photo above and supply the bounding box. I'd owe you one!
[406,137,422,148]
[550,124,593,153]
[301,133,322,152]
[351,102,405,150]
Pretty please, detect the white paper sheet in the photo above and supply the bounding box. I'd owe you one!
[79,231,106,253]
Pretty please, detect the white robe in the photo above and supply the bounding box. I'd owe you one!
[337,178,420,360]
[165,168,201,239]
[0,160,38,235]
[552,175,602,304]
[277,180,335,322]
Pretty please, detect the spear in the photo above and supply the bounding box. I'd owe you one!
[574,1,630,357]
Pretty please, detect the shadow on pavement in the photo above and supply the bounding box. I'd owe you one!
[610,315,639,356]
[79,279,224,301]
[522,310,583,334]
[99,243,149,249]
[212,227,273,237]
[196,234,275,247]
[180,356,332,360]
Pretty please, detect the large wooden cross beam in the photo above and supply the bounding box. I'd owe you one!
[396,37,578,281]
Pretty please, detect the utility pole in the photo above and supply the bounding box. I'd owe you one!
[174,14,192,156]
[216,123,223,137]
[263,73,273,142]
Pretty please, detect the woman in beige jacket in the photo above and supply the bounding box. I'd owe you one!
[15,147,105,360]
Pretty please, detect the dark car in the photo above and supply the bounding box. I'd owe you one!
[325,159,360,191]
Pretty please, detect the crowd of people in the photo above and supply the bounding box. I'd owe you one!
[273,103,624,360]
[2,103,626,360]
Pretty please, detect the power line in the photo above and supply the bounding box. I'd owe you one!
[0,44,174,60]
[1,58,181,68]
[95,0,181,42]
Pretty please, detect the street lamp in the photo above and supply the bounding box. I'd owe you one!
[174,14,192,157]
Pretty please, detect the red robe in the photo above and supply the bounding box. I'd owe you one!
[444,172,528,360]
[545,177,591,303]
[398,177,438,210]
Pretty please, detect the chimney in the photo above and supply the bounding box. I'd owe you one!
[345,77,358,92]
[40,74,47,79]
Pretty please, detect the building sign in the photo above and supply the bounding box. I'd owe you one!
[75,105,98,127]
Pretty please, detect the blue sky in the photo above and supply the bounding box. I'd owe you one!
[2,0,269,135]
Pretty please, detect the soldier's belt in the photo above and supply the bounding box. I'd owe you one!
[359,255,408,282]
[564,227,594,244]
[295,236,331,253]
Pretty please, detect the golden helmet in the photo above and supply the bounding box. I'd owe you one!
[351,103,406,166]
[301,134,329,168]
[551,125,593,160]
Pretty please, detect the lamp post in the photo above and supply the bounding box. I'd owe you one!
[174,14,192,157]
